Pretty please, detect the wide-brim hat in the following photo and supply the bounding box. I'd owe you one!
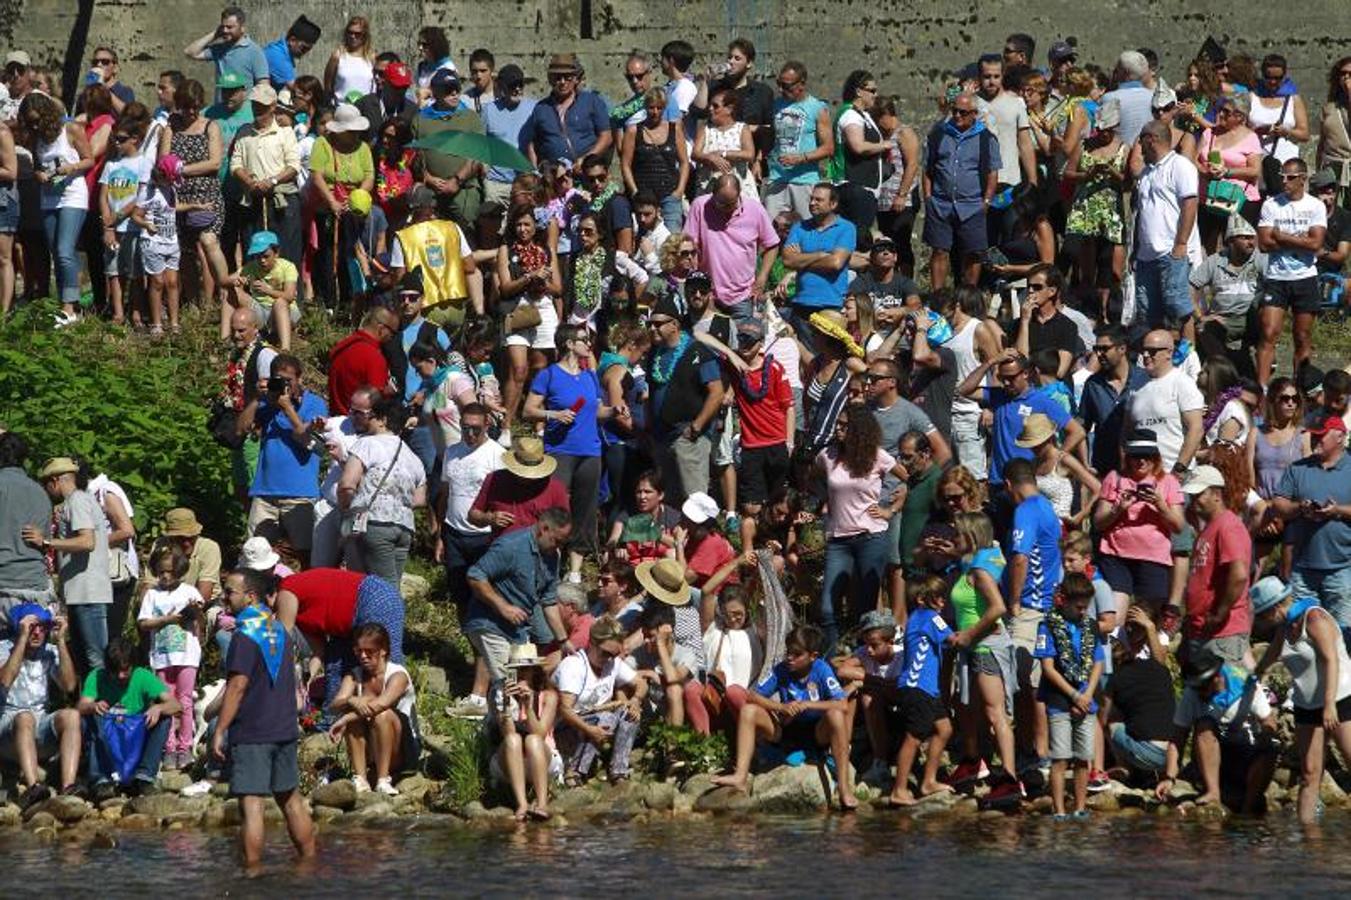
[1014,412,1057,448]
[547,53,582,75]
[238,535,280,570]
[505,642,544,668]
[327,103,370,134]
[502,436,557,479]
[161,507,203,537]
[37,456,79,479]
[636,558,692,606]
[1250,576,1292,615]
[808,310,865,359]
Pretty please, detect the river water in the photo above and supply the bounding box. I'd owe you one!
[5,811,1351,896]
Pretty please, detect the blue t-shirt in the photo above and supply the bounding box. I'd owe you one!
[263,37,295,89]
[900,607,951,697]
[985,387,1071,484]
[208,38,269,100]
[250,391,327,499]
[785,216,856,310]
[1276,454,1351,570]
[522,91,610,164]
[400,317,451,402]
[769,95,829,184]
[1034,615,1105,712]
[1006,495,1062,612]
[481,97,538,184]
[754,657,844,722]
[530,365,603,457]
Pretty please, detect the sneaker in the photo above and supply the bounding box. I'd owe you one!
[1071,809,1092,820]
[180,780,213,798]
[1087,769,1112,793]
[1052,812,1070,822]
[945,759,989,786]
[375,777,400,797]
[19,783,51,811]
[497,430,513,449]
[446,695,489,719]
[352,775,371,793]
[985,777,1024,804]
[53,310,80,329]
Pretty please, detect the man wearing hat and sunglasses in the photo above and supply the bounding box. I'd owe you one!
[523,53,611,172]
[1190,214,1266,366]
[1271,411,1351,640]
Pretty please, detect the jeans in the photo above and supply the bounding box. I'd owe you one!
[554,453,602,559]
[1134,254,1193,331]
[348,522,412,595]
[443,528,493,617]
[42,206,87,304]
[1289,567,1351,649]
[1109,722,1167,773]
[310,497,343,568]
[660,194,685,232]
[405,424,439,481]
[68,603,108,672]
[85,713,172,784]
[820,530,891,653]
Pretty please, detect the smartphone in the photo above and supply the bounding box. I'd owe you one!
[505,668,518,688]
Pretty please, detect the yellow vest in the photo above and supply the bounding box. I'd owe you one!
[395,219,469,310]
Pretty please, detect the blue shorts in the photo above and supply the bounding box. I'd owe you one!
[229,739,299,796]
[921,202,988,254]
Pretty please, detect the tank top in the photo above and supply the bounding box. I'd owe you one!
[1253,427,1303,499]
[1282,606,1351,709]
[948,317,981,417]
[632,124,680,197]
[697,122,754,194]
[36,128,89,211]
[770,95,828,184]
[1036,451,1075,520]
[333,52,375,103]
[1248,95,1299,163]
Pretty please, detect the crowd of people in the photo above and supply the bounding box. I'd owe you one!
[4,8,1351,862]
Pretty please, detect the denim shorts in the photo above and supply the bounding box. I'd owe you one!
[0,186,18,234]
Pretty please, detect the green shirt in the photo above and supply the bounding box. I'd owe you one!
[899,463,943,565]
[82,667,168,715]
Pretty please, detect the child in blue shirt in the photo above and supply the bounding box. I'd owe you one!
[712,625,857,811]
[889,575,957,807]
[1035,572,1106,819]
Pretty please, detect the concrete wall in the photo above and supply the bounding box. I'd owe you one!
[8,1,1350,126]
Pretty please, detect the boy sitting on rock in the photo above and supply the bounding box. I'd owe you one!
[713,625,857,811]
[833,610,904,786]
[630,603,706,732]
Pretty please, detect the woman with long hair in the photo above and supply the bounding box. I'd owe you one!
[1249,53,1310,167]
[814,406,907,652]
[498,203,563,429]
[1249,376,1309,569]
[1316,56,1351,208]
[19,92,93,324]
[1064,99,1127,317]
[76,82,117,315]
[835,69,888,234]
[1197,356,1252,452]
[414,27,455,107]
[324,16,375,104]
[620,87,689,232]
[160,79,229,312]
[0,107,19,315]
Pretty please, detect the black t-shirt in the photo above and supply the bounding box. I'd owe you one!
[651,341,722,436]
[224,626,299,745]
[1007,310,1084,361]
[1321,207,1350,275]
[852,270,921,301]
[909,344,956,444]
[1106,658,1176,743]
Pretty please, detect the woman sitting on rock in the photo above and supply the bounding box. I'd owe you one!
[488,643,560,822]
[328,623,420,797]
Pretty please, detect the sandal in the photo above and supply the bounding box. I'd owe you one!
[527,807,552,822]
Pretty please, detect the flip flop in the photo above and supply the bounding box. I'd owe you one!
[527,807,552,822]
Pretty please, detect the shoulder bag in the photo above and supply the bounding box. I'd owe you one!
[1259,95,1293,197]
[341,437,404,538]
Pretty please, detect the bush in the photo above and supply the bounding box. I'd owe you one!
[641,719,728,777]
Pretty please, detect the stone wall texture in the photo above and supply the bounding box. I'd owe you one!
[7,0,1350,127]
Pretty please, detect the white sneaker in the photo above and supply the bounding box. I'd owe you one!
[352,775,371,793]
[53,310,80,329]
[446,694,488,719]
[497,430,513,448]
[180,780,213,798]
[375,777,400,797]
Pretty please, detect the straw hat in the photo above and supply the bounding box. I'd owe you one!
[161,507,204,538]
[808,310,865,359]
[238,536,280,571]
[635,558,692,606]
[1014,413,1057,448]
[505,643,544,668]
[501,436,557,479]
[37,457,79,479]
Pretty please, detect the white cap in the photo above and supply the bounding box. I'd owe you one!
[680,492,720,525]
[238,536,280,570]
[1181,465,1226,495]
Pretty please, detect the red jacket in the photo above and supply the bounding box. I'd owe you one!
[327,330,390,414]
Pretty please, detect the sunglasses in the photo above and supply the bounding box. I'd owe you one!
[1026,282,1050,292]
[776,78,801,89]
[626,71,649,82]
[678,249,697,257]
[93,57,115,66]
[1280,173,1306,181]
[1092,344,1118,354]
[462,423,486,434]
[1276,394,1300,403]
[941,492,966,503]
[1141,346,1171,357]
[346,29,365,37]
[549,73,578,82]
[862,373,893,383]
[648,317,675,328]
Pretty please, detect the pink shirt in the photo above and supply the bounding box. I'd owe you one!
[819,447,896,538]
[1097,471,1183,566]
[1200,129,1264,202]
[684,193,780,304]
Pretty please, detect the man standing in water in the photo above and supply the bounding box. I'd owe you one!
[212,569,315,866]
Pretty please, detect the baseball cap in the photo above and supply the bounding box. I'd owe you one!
[497,64,526,92]
[218,71,248,91]
[249,83,277,105]
[859,610,897,633]
[1299,364,1326,397]
[1224,215,1256,241]
[5,50,31,68]
[1310,168,1339,192]
[1047,41,1076,64]
[1181,464,1226,495]
[384,61,412,89]
[431,68,461,92]
[680,492,719,525]
[247,230,279,257]
[1308,412,1348,437]
[685,269,713,291]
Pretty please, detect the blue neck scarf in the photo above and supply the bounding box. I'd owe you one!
[1255,76,1298,99]
[942,118,987,142]
[236,603,285,684]
[1286,596,1320,626]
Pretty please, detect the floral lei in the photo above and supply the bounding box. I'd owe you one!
[1202,385,1244,438]
[1046,608,1097,687]
[573,247,605,314]
[224,338,262,411]
[588,181,620,213]
[649,332,692,385]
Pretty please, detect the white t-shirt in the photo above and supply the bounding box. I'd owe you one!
[390,228,473,268]
[358,660,419,738]
[0,639,59,713]
[978,91,1030,187]
[1128,367,1205,470]
[855,642,906,680]
[1135,151,1202,264]
[441,439,505,534]
[1174,680,1272,729]
[552,649,636,712]
[1205,397,1251,447]
[138,583,203,669]
[1258,193,1327,281]
[349,433,427,531]
[703,624,761,690]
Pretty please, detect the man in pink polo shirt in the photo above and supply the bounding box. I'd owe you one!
[684,173,780,320]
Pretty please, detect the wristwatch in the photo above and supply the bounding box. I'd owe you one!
[1171,461,1189,476]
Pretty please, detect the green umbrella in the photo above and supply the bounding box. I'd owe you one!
[409,131,535,173]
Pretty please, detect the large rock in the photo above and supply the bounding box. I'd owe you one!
[693,785,755,814]
[116,813,160,830]
[1320,771,1347,806]
[25,811,57,831]
[750,765,830,813]
[0,803,22,827]
[421,666,450,697]
[312,805,344,823]
[346,800,395,820]
[643,781,676,811]
[33,795,90,824]
[297,733,336,777]
[310,779,359,811]
[129,794,209,819]
[159,772,193,792]
[553,785,603,815]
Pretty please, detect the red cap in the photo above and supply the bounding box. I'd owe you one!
[384,62,412,89]
[1309,413,1348,436]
